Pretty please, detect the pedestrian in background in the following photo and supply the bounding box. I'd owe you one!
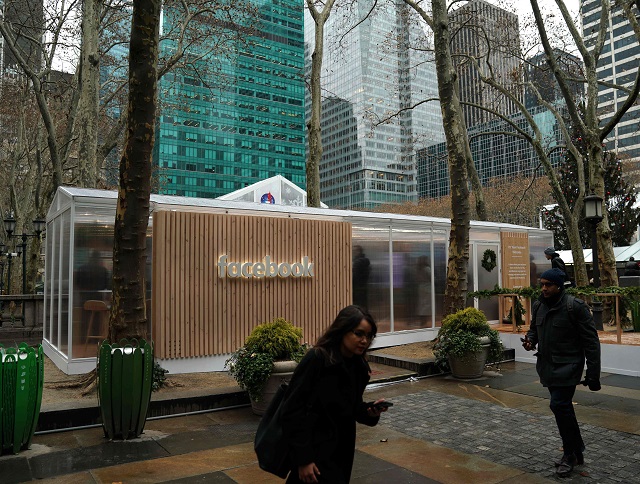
[281,305,388,483]
[624,257,640,276]
[352,246,371,309]
[544,247,573,287]
[522,268,601,478]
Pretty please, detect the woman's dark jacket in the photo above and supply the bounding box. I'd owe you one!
[526,291,600,387]
[280,347,379,482]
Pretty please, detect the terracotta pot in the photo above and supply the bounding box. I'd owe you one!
[447,336,490,379]
[250,360,297,415]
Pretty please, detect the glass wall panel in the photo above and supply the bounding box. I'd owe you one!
[391,227,432,330]
[470,228,500,241]
[433,229,447,327]
[72,209,114,358]
[59,212,71,355]
[44,218,55,345]
[529,233,554,285]
[352,225,391,333]
[466,245,476,309]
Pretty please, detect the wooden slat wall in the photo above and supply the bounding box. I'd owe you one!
[500,232,530,289]
[151,211,352,359]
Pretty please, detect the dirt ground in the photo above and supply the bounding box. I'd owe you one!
[369,340,435,360]
[42,356,240,408]
[40,341,434,408]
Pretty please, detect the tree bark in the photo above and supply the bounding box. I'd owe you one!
[306,0,337,208]
[110,0,160,341]
[76,0,102,187]
[432,0,471,313]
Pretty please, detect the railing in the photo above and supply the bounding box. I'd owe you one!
[0,295,44,329]
[496,292,633,345]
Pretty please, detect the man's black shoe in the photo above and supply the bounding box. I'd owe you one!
[556,454,576,477]
[555,452,583,467]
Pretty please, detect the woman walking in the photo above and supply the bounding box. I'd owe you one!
[281,305,389,483]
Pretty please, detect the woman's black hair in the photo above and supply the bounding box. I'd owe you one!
[315,305,376,363]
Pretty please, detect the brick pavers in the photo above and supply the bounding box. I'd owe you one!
[384,390,640,483]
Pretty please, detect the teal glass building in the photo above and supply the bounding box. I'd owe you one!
[153,0,306,198]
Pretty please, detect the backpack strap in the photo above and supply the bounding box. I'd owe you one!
[566,294,574,316]
[532,295,579,324]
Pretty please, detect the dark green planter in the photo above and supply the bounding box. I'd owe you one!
[0,343,44,454]
[98,339,153,440]
[630,300,640,332]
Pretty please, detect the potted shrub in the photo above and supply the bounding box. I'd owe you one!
[434,307,503,379]
[226,317,306,415]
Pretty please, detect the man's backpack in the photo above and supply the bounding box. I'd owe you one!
[254,383,291,478]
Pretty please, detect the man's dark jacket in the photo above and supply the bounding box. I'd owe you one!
[526,291,601,387]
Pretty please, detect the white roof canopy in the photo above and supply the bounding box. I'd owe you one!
[216,175,328,208]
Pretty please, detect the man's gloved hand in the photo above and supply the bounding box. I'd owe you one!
[580,378,601,391]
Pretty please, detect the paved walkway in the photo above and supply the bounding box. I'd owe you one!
[1,361,639,483]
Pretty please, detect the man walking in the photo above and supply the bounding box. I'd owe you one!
[522,268,601,478]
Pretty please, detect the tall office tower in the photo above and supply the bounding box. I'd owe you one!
[449,0,522,128]
[0,0,44,76]
[418,104,565,202]
[583,0,640,161]
[305,0,444,210]
[153,0,306,199]
[525,50,584,110]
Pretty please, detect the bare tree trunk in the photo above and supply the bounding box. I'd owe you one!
[432,0,472,313]
[110,0,160,341]
[467,154,487,220]
[306,0,337,208]
[76,0,102,187]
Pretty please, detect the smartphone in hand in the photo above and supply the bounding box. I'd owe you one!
[374,401,393,410]
[367,401,393,411]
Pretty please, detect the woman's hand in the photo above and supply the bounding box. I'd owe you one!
[367,399,389,417]
[298,462,320,483]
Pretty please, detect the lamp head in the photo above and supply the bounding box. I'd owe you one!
[33,219,46,237]
[3,215,15,237]
[584,194,603,222]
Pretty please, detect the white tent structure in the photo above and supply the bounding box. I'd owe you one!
[558,243,639,264]
[216,175,328,208]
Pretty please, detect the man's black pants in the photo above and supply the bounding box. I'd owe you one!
[548,386,585,457]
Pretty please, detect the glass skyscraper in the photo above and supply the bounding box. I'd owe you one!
[418,104,565,202]
[583,0,640,160]
[153,0,307,198]
[305,0,444,209]
[449,0,521,128]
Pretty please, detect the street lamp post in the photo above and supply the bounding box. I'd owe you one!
[6,250,15,295]
[584,194,604,330]
[3,216,46,294]
[0,242,4,294]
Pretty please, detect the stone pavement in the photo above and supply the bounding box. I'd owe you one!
[1,361,639,483]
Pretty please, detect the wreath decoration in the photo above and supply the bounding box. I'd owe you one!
[481,249,497,272]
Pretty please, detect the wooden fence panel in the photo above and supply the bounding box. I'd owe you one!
[152,211,352,359]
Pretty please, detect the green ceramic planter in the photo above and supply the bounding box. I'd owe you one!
[97,339,153,440]
[0,343,44,454]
